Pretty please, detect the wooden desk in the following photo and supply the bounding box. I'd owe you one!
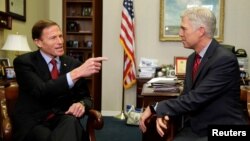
[136,77,181,108]
[136,77,152,108]
[141,84,180,107]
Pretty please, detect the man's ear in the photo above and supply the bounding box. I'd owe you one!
[198,26,206,36]
[34,39,42,48]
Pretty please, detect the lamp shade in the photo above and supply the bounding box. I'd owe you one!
[2,34,31,52]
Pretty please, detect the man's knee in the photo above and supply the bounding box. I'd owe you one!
[60,115,82,128]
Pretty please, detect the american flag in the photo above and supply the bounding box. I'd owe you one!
[120,0,136,89]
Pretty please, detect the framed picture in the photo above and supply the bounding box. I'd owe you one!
[160,0,224,42]
[0,67,4,80]
[4,66,16,80]
[6,0,26,21]
[174,57,187,77]
[0,11,12,29]
[73,40,79,48]
[0,58,10,67]
[82,7,92,16]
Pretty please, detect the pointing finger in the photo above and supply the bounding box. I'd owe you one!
[94,57,108,62]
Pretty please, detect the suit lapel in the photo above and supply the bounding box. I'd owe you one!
[186,53,195,86]
[192,39,219,84]
[35,51,52,80]
[34,52,73,80]
[59,56,70,75]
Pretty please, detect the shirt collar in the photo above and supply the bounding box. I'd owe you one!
[198,39,212,58]
[40,50,60,64]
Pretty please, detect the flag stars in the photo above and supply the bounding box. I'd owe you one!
[123,0,134,18]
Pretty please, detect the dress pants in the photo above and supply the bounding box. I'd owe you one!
[173,127,207,141]
[25,114,88,141]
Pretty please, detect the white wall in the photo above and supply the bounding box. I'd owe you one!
[102,0,250,115]
[48,0,62,28]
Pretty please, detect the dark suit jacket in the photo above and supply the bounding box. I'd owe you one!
[12,50,92,141]
[156,39,247,136]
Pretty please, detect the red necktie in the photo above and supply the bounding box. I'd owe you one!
[50,59,59,79]
[192,54,201,80]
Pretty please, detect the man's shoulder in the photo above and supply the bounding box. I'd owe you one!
[14,50,39,62]
[207,39,236,59]
[217,45,237,59]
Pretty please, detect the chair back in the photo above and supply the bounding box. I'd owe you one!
[4,83,19,118]
[0,82,18,141]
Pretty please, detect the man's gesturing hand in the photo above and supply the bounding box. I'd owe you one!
[70,57,108,82]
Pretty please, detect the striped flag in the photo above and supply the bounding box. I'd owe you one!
[120,0,136,89]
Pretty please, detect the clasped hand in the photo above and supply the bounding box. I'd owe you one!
[139,106,169,137]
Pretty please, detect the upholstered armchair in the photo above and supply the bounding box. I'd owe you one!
[0,82,104,141]
[240,87,250,123]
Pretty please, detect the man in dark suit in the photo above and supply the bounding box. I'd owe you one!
[12,20,107,141]
[139,7,247,140]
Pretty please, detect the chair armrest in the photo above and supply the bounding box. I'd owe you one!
[247,90,250,121]
[143,114,174,141]
[86,109,104,141]
[144,114,171,134]
[87,109,104,130]
[0,99,12,141]
[145,114,156,125]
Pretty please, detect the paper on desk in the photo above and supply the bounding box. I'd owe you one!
[153,86,180,93]
[139,57,158,67]
[147,77,177,85]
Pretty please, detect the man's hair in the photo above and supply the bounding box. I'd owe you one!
[181,7,216,38]
[32,19,59,40]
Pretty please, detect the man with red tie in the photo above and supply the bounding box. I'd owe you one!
[12,20,107,141]
[139,7,247,140]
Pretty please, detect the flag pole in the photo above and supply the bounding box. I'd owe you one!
[114,86,126,120]
[115,0,136,120]
[115,52,126,120]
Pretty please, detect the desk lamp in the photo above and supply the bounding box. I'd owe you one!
[2,34,31,56]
